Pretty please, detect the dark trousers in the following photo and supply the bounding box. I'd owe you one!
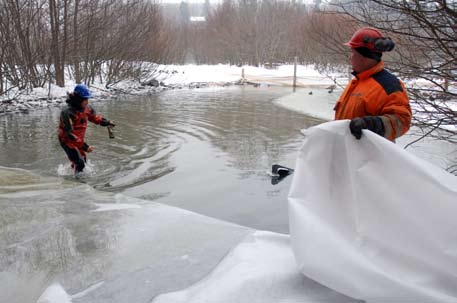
[59,140,86,172]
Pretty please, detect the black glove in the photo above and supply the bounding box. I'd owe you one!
[83,143,90,152]
[349,116,385,140]
[101,118,115,127]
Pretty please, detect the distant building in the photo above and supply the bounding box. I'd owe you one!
[190,16,206,22]
[161,2,210,22]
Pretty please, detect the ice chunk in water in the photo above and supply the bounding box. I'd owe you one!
[36,283,71,303]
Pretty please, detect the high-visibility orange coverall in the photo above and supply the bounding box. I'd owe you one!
[58,104,109,172]
[334,61,412,141]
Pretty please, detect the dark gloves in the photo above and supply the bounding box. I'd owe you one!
[101,118,115,127]
[83,143,89,151]
[349,116,385,140]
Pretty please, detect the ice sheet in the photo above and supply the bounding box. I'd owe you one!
[153,231,357,303]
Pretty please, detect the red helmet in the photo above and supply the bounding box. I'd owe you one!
[344,27,385,52]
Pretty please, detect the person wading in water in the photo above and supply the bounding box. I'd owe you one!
[58,84,115,175]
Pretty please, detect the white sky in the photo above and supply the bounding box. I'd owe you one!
[157,0,314,4]
[157,0,218,3]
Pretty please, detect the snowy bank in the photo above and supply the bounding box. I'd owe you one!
[274,88,340,121]
[0,64,343,115]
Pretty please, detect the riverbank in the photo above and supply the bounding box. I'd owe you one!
[0,64,342,115]
[1,62,454,171]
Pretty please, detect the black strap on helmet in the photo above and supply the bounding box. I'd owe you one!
[363,36,395,52]
[374,37,395,52]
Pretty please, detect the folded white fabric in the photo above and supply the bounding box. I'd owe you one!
[289,120,457,302]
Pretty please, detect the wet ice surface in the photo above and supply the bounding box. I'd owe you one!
[0,167,357,303]
[153,231,358,303]
[0,168,250,303]
[0,87,352,302]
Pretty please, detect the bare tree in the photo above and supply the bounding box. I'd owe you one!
[49,0,65,87]
[190,0,355,67]
[300,11,356,66]
[0,0,50,93]
[329,0,456,171]
[0,0,174,96]
[72,0,81,83]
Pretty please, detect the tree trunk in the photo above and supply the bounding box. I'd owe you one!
[0,66,3,95]
[9,0,39,88]
[49,0,64,87]
[62,0,68,85]
[73,0,81,83]
[0,50,3,95]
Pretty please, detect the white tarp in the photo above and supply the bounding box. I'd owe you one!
[289,120,457,302]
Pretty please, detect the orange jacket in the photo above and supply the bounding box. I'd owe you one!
[334,61,411,141]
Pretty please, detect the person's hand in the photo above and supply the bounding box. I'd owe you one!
[108,120,115,127]
[349,118,366,139]
[349,116,385,140]
[87,146,94,152]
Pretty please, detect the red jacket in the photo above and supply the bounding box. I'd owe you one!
[334,61,411,140]
[58,104,108,151]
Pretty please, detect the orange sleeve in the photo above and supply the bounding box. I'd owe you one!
[377,86,412,140]
[87,105,104,125]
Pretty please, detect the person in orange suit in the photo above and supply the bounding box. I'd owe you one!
[334,27,412,141]
[58,84,115,174]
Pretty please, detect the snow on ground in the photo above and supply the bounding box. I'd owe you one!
[0,64,343,114]
[275,88,340,121]
[150,64,340,87]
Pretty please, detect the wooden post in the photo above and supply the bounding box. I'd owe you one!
[293,56,297,92]
[0,68,3,95]
[4,72,7,99]
[48,77,52,97]
[242,68,245,82]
